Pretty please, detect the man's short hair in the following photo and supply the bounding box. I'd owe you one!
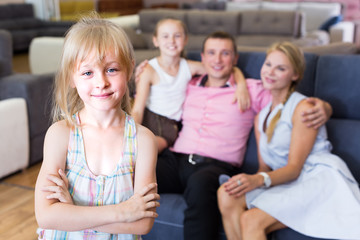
[201,31,238,55]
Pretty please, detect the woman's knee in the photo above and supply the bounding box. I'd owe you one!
[217,185,236,214]
[240,209,266,233]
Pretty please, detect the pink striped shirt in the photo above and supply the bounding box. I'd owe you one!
[172,75,271,167]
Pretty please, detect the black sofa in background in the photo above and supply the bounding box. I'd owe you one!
[0,3,74,52]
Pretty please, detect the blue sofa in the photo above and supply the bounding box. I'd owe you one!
[143,51,360,240]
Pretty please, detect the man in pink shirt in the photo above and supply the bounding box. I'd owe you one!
[156,31,331,240]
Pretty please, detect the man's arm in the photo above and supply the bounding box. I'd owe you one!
[301,97,332,129]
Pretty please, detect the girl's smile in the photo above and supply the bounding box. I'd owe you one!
[72,51,128,112]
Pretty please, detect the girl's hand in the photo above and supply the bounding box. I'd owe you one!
[134,60,149,83]
[232,81,251,112]
[118,183,160,222]
[223,173,261,198]
[41,169,73,204]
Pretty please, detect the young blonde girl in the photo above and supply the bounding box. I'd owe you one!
[131,18,249,153]
[35,15,159,239]
[217,42,360,240]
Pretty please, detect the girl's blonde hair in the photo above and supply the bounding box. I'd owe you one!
[153,18,188,38]
[265,41,305,142]
[52,13,135,127]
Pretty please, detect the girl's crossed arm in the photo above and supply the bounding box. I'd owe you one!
[35,121,159,235]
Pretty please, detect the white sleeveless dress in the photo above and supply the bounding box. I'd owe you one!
[246,92,360,239]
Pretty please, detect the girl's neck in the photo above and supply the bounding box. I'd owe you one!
[158,54,181,65]
[157,56,181,76]
[79,107,125,129]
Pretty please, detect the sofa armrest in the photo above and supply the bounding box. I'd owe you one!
[329,21,355,43]
[0,73,54,139]
[0,98,29,178]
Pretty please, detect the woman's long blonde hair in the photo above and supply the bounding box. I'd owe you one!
[52,13,135,127]
[265,42,305,142]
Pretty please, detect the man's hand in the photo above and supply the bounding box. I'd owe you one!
[301,97,332,129]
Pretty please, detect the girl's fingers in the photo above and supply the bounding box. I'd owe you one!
[46,174,65,187]
[143,193,160,203]
[145,200,160,208]
[58,169,69,186]
[41,185,62,193]
[137,183,158,196]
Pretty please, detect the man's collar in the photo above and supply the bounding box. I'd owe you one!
[198,75,234,88]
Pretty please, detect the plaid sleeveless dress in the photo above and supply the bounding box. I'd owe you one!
[38,113,141,240]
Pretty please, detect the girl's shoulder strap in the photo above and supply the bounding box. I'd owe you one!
[123,113,138,165]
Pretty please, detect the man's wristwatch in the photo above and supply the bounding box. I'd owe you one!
[258,172,271,188]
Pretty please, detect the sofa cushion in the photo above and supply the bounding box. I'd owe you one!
[236,35,296,47]
[143,193,227,240]
[14,18,44,29]
[225,1,261,11]
[0,20,19,30]
[0,5,13,20]
[314,55,360,120]
[189,2,226,10]
[139,9,187,33]
[239,11,301,37]
[9,3,34,19]
[144,194,186,239]
[186,35,207,51]
[302,42,358,55]
[122,27,147,49]
[327,119,360,184]
[186,10,238,36]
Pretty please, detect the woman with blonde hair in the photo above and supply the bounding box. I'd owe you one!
[217,41,360,240]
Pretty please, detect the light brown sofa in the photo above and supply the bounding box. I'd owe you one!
[129,8,357,64]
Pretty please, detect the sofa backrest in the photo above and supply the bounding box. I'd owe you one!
[0,30,13,77]
[138,8,304,50]
[314,55,360,183]
[315,55,360,120]
[238,10,303,38]
[0,3,34,20]
[226,1,342,32]
[186,10,238,36]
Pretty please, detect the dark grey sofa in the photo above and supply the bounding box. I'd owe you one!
[0,3,73,52]
[143,51,360,240]
[0,29,53,166]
